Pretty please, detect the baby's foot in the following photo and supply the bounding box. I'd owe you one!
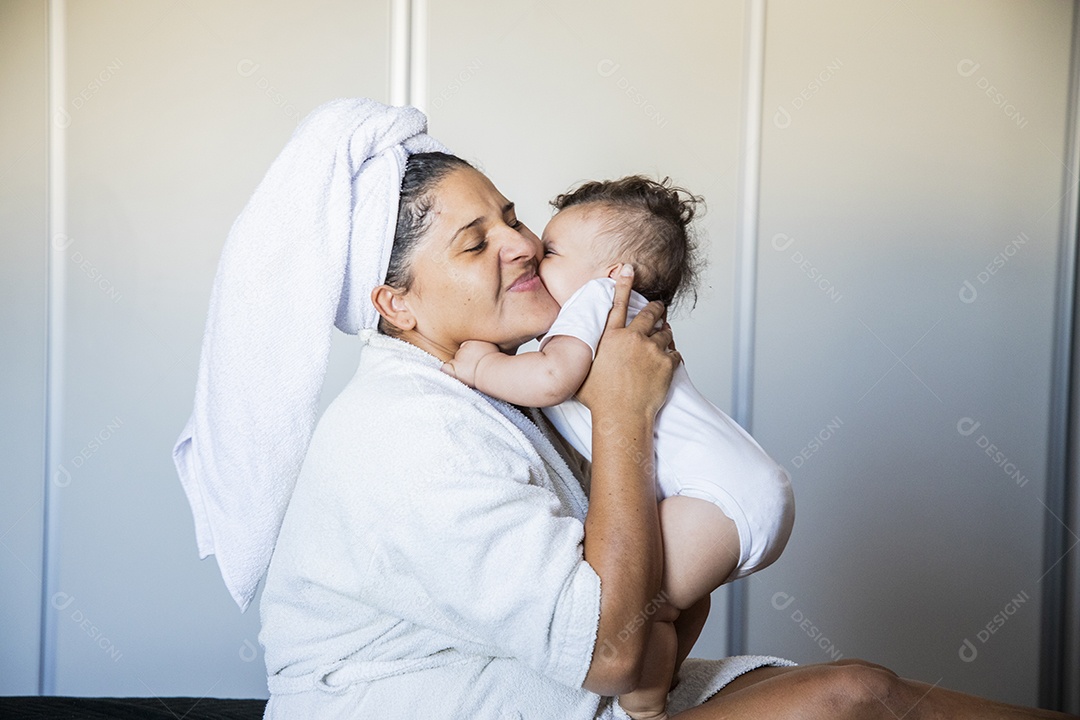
[619,704,668,720]
[618,695,669,720]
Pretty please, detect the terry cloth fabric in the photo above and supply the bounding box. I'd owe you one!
[259,329,796,719]
[172,98,447,611]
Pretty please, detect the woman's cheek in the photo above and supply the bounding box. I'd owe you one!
[538,264,559,299]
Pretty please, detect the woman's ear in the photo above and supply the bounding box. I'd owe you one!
[370,285,417,332]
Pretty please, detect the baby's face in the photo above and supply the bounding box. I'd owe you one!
[539,205,617,306]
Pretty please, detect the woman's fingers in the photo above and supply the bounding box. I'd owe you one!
[649,326,674,353]
[577,268,681,417]
[605,263,634,331]
[628,299,666,336]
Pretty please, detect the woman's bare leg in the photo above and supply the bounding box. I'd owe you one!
[669,659,1080,720]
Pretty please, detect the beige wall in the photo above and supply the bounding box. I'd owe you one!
[425,0,750,660]
[747,0,1073,707]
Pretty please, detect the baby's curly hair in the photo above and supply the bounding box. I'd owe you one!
[551,175,704,309]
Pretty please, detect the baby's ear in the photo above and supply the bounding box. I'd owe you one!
[604,263,623,279]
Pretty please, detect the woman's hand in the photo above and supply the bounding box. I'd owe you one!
[576,264,681,420]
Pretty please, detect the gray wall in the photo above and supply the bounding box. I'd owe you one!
[1,0,48,696]
[1,0,1076,711]
[748,0,1073,707]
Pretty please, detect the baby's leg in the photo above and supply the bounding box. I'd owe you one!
[658,495,741,610]
[670,594,710,691]
[618,499,739,719]
[618,620,678,720]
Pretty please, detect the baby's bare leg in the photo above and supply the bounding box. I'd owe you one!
[659,496,741,610]
[619,498,741,719]
[618,620,678,720]
[671,595,710,691]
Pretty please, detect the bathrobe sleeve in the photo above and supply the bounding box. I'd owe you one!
[343,382,602,690]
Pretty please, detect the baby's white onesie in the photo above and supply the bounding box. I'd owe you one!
[539,278,794,579]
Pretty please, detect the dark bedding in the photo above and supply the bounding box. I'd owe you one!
[0,697,266,719]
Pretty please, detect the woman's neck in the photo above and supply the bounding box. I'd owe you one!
[396,328,523,362]
[395,329,456,362]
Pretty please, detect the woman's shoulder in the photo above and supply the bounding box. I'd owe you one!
[314,333,540,464]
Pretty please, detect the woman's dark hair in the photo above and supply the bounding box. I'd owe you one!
[551,175,704,309]
[378,151,473,336]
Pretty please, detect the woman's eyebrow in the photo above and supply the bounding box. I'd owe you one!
[448,202,516,246]
[449,217,483,246]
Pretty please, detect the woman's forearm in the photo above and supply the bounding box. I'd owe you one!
[574,268,677,696]
[582,405,664,696]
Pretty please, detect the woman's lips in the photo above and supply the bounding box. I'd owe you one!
[507,271,543,293]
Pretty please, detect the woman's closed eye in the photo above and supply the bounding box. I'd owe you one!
[465,238,488,253]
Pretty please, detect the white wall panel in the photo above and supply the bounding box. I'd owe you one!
[52,0,390,696]
[747,0,1073,707]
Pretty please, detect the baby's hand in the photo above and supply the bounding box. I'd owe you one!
[441,340,501,387]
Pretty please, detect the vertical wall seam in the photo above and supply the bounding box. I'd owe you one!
[390,0,410,106]
[408,0,427,111]
[39,0,65,697]
[1042,2,1080,711]
[727,0,767,658]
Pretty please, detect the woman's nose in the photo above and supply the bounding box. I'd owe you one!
[498,225,542,264]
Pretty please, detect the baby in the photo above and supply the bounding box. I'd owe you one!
[443,176,795,719]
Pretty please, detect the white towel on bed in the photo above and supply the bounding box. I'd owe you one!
[172,98,447,611]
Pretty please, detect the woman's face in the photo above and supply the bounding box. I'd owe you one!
[395,167,560,359]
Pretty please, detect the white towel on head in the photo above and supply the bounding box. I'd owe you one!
[172,98,448,611]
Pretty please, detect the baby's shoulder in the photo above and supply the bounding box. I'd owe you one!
[560,277,616,310]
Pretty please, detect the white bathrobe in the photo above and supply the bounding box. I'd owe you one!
[259,330,794,719]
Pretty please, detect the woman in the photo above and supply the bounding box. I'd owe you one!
[256,149,1076,719]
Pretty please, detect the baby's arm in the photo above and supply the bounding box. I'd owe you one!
[443,335,594,407]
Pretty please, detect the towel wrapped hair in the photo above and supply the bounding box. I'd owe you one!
[172,98,448,611]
